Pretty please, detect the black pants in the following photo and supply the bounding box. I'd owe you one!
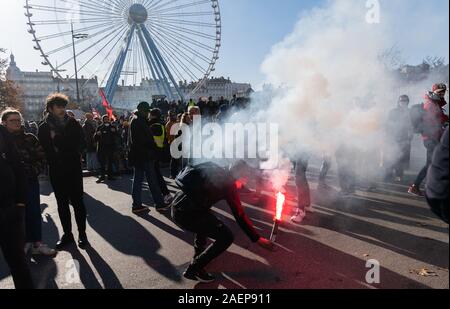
[294,156,311,210]
[54,194,87,237]
[319,156,332,183]
[50,167,87,237]
[336,146,356,193]
[392,142,411,179]
[98,149,114,178]
[172,194,234,270]
[0,206,34,289]
[170,157,181,179]
[414,140,439,187]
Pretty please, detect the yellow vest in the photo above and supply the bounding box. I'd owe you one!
[153,124,165,149]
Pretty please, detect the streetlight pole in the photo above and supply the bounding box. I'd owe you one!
[71,22,88,105]
[52,62,66,93]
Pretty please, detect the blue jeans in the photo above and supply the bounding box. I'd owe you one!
[25,177,42,243]
[86,152,99,171]
[414,140,439,187]
[132,161,165,208]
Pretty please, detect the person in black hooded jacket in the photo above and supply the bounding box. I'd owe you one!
[171,161,274,283]
[0,124,34,289]
[38,93,88,250]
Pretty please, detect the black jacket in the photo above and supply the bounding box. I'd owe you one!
[95,123,117,151]
[12,130,46,179]
[387,107,413,143]
[129,112,158,167]
[175,162,260,242]
[38,116,85,197]
[426,127,449,223]
[83,120,97,152]
[0,126,27,208]
[38,116,85,167]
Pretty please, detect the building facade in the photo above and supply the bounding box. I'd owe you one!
[7,55,253,116]
[179,77,253,101]
[6,54,99,120]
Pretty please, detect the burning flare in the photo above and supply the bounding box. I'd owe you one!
[270,192,286,243]
[275,192,285,221]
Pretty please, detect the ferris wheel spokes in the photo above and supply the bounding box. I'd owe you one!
[137,27,171,98]
[140,24,183,100]
[26,0,222,107]
[104,24,136,103]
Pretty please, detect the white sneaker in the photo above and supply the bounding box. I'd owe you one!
[164,194,174,205]
[31,244,57,256]
[24,243,32,255]
[291,209,306,224]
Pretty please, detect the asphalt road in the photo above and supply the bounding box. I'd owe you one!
[0,155,448,289]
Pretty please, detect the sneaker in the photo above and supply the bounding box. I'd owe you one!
[78,234,90,250]
[183,265,215,283]
[164,194,174,205]
[132,205,150,214]
[31,244,57,256]
[408,185,424,197]
[55,234,75,251]
[291,209,306,224]
[195,269,215,283]
[96,177,106,184]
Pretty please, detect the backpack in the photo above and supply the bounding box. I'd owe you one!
[410,103,425,134]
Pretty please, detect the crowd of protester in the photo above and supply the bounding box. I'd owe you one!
[0,82,448,288]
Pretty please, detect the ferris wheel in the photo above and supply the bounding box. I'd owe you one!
[24,0,221,104]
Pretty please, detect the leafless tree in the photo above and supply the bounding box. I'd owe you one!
[378,45,406,71]
[0,48,23,112]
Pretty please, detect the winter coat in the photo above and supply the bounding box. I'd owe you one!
[0,125,27,208]
[128,112,159,167]
[12,130,46,179]
[38,114,85,197]
[386,106,413,143]
[83,120,97,153]
[422,92,449,142]
[95,123,118,152]
[175,162,260,242]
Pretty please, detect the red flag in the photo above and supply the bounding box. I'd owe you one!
[99,89,116,121]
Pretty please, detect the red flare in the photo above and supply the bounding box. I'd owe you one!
[275,192,285,221]
[235,180,243,190]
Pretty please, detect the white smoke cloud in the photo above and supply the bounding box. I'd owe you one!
[260,0,397,156]
[241,0,449,190]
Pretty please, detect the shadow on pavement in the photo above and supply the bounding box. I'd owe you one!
[84,193,182,283]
